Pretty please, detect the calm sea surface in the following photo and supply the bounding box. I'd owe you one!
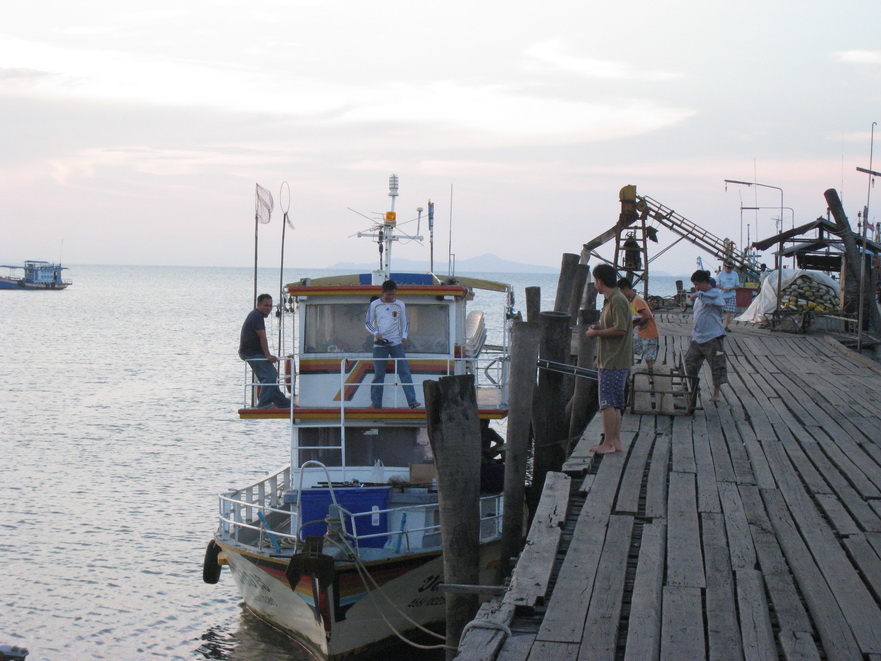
[0,265,681,660]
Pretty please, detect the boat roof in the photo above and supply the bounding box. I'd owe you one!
[289,272,510,294]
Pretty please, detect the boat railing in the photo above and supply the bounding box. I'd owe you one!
[218,464,504,553]
[241,351,508,409]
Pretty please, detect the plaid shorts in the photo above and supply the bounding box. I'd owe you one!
[633,335,659,362]
[598,368,630,411]
[724,297,737,313]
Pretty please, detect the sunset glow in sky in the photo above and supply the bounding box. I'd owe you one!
[3,1,880,273]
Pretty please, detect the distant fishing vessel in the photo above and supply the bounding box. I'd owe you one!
[0,261,71,290]
[203,176,512,659]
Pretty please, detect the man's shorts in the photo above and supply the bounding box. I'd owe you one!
[598,368,630,411]
[633,335,659,363]
[724,297,737,313]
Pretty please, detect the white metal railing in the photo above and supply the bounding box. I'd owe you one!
[217,465,504,553]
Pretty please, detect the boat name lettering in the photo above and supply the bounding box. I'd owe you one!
[417,574,442,593]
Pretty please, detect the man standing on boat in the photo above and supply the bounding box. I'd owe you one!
[585,264,632,454]
[366,280,420,409]
[717,261,740,331]
[239,294,292,409]
[685,270,728,403]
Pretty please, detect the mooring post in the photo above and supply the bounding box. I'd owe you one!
[568,308,600,450]
[554,253,581,313]
[498,321,542,581]
[530,311,571,518]
[423,375,482,660]
[568,263,589,320]
[525,286,541,322]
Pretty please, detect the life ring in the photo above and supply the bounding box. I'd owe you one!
[202,539,222,584]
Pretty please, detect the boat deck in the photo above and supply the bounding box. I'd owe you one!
[457,316,881,660]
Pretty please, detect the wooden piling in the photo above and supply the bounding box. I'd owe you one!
[568,263,589,320]
[525,286,541,322]
[568,308,600,448]
[423,374,483,660]
[530,311,571,517]
[499,321,542,581]
[554,253,581,313]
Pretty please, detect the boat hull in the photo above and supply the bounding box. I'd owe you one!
[217,538,500,659]
[0,277,70,290]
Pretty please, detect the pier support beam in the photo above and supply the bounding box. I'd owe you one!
[424,374,482,660]
[499,321,542,581]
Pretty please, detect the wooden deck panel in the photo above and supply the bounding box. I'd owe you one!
[457,319,881,660]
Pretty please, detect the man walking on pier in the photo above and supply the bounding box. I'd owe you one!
[686,269,728,402]
[586,264,632,454]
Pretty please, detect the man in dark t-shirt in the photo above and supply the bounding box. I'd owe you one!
[239,294,291,409]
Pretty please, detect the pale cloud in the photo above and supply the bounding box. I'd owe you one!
[832,50,881,65]
[524,40,683,81]
[0,34,694,145]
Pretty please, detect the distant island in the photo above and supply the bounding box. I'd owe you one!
[327,253,557,274]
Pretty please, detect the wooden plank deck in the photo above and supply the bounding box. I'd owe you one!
[458,316,881,661]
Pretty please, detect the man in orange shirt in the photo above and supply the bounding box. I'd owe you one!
[617,279,659,368]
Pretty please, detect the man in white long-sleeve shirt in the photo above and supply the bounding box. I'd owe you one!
[365,280,420,409]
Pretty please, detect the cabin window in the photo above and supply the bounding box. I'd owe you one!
[298,426,432,467]
[302,302,450,354]
[303,303,373,353]
[405,304,450,354]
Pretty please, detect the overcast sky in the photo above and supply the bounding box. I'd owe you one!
[2,0,880,274]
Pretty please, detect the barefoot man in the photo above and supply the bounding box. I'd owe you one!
[685,269,728,402]
[585,264,633,454]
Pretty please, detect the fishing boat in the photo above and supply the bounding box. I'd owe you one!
[0,261,71,290]
[204,176,513,659]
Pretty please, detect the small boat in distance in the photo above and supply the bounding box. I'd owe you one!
[0,261,71,290]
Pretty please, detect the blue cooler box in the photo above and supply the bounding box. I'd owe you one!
[299,487,391,547]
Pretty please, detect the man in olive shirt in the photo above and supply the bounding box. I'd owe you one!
[585,264,633,454]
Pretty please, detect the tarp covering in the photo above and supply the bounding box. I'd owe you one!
[736,269,839,324]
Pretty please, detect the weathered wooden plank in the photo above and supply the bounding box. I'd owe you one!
[799,442,881,531]
[693,419,721,513]
[762,488,864,661]
[814,493,861,536]
[700,512,743,661]
[535,453,626,643]
[805,427,881,499]
[738,485,815,641]
[706,407,736,483]
[716,403,755,485]
[623,521,665,661]
[578,515,634,659]
[779,630,821,661]
[496,634,535,661]
[526,640,579,661]
[666,471,705,588]
[615,431,655,515]
[736,568,777,661]
[660,586,705,660]
[718,481,756,570]
[455,601,517,661]
[644,434,670,520]
[781,442,832,495]
[842,534,881,605]
[504,472,571,613]
[671,414,696,474]
[743,440,776,489]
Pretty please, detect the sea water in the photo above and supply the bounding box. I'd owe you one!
[0,265,681,660]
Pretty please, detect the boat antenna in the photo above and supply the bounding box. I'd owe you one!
[447,184,454,276]
[428,200,435,273]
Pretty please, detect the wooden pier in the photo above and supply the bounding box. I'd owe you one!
[457,315,881,660]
